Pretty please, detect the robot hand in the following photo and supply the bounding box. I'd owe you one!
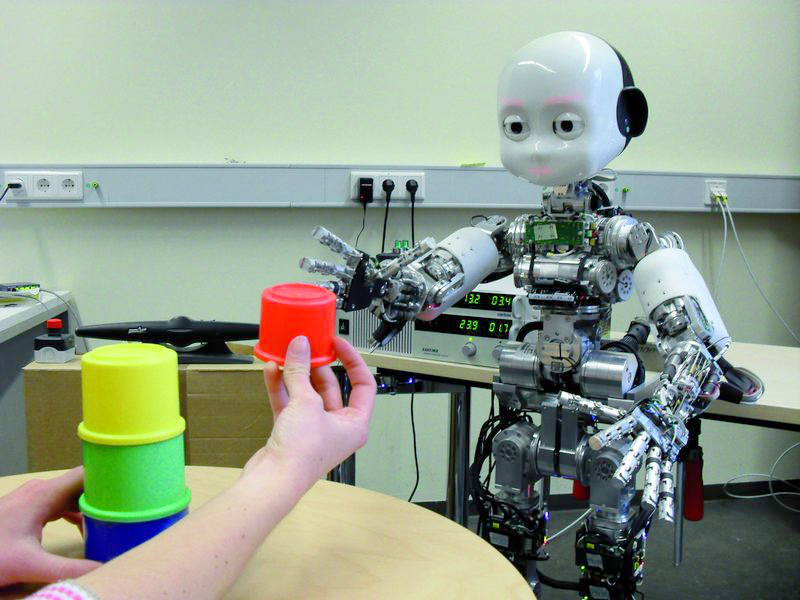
[588,340,722,520]
[300,226,432,346]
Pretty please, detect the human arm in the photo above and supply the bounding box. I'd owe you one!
[74,335,375,600]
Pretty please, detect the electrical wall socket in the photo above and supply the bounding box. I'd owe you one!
[704,178,727,206]
[3,172,32,200]
[349,171,425,203]
[3,170,83,200]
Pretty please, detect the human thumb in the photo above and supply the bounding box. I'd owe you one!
[24,552,101,584]
[282,336,313,397]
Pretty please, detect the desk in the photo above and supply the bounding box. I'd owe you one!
[0,291,78,475]
[363,341,800,428]
[0,467,536,600]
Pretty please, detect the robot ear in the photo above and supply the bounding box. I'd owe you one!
[617,86,648,138]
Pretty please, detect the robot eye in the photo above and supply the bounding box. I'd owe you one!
[553,113,584,140]
[503,115,529,140]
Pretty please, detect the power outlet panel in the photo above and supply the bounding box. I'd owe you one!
[3,170,83,201]
[704,178,727,206]
[350,171,425,204]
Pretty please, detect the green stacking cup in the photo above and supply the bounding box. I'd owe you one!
[80,436,191,521]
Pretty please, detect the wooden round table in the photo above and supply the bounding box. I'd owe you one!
[0,466,535,599]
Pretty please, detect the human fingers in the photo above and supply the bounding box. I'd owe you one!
[263,361,289,417]
[30,467,85,522]
[333,337,376,418]
[281,336,317,400]
[19,549,100,584]
[311,366,344,411]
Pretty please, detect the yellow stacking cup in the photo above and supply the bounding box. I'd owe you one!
[78,343,185,445]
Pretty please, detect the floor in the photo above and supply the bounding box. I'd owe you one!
[474,496,800,600]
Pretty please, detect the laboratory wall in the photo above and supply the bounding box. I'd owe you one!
[1,1,798,501]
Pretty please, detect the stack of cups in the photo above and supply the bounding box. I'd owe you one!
[78,343,192,562]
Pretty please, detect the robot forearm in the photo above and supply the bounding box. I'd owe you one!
[301,219,504,346]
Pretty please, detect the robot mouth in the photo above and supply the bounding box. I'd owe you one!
[528,166,552,176]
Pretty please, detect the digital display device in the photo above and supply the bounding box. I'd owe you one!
[414,314,512,339]
[452,292,515,311]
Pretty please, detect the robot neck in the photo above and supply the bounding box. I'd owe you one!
[541,180,591,217]
[541,179,611,217]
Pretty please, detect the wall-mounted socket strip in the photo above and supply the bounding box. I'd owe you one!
[349,171,425,204]
[704,178,727,207]
[3,170,84,201]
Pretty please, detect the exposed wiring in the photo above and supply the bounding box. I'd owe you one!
[723,441,800,513]
[544,508,592,544]
[355,202,367,249]
[41,289,84,330]
[712,199,728,299]
[718,198,799,344]
[407,392,420,502]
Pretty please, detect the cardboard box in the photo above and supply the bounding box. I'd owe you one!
[24,354,271,471]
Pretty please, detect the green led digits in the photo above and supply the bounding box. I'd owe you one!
[491,294,512,308]
[459,318,480,332]
[465,293,481,305]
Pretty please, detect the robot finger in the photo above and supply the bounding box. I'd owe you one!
[588,414,637,451]
[311,225,364,263]
[299,257,355,280]
[316,281,347,308]
[641,446,663,512]
[657,458,676,522]
[612,430,651,488]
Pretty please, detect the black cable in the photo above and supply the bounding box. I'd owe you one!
[408,392,420,502]
[0,185,10,203]
[355,202,367,249]
[470,214,488,225]
[516,320,543,341]
[380,179,395,253]
[406,179,419,246]
[536,569,581,591]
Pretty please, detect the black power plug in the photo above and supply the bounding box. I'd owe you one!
[381,179,396,253]
[406,179,419,245]
[358,177,374,205]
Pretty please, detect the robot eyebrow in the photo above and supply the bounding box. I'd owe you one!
[544,94,584,106]
[500,97,525,108]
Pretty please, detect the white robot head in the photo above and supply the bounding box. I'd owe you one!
[498,31,647,186]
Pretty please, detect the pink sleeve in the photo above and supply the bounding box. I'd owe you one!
[25,581,98,600]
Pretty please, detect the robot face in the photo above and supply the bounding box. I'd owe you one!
[498,31,646,186]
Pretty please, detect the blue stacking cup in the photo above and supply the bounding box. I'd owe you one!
[83,509,188,562]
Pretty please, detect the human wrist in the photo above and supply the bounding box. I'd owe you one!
[238,450,314,500]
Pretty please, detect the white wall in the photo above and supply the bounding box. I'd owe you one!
[1,1,798,500]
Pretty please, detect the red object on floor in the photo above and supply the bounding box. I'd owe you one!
[684,448,704,521]
[572,480,590,501]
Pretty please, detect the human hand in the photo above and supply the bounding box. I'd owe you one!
[244,336,376,491]
[0,467,101,587]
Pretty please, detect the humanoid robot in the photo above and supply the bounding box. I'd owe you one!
[301,32,735,599]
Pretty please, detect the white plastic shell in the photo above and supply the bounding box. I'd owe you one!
[633,248,730,352]
[417,226,501,320]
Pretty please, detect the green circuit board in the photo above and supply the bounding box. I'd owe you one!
[525,220,587,246]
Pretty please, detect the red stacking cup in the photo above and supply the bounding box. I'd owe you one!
[254,283,337,368]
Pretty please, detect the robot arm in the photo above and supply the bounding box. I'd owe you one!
[301,216,508,346]
[589,230,729,519]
